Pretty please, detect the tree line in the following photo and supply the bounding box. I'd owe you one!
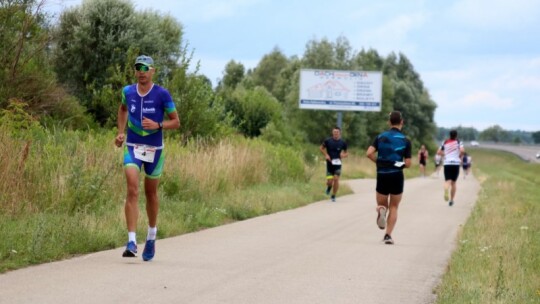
[1,0,442,150]
[437,126,540,144]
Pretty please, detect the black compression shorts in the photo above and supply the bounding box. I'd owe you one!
[376,171,404,195]
[444,165,460,182]
[326,161,342,177]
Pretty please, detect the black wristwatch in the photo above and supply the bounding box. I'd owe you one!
[158,122,163,129]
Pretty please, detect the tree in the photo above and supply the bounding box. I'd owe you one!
[218,60,245,91]
[532,131,540,144]
[437,126,480,142]
[53,0,183,124]
[382,53,437,150]
[0,0,93,128]
[165,57,233,143]
[354,48,384,71]
[251,47,289,100]
[228,86,281,137]
[479,125,510,143]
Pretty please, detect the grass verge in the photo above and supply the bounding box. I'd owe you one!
[435,149,540,303]
[0,129,358,273]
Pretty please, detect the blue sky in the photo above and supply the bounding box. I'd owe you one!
[49,0,540,132]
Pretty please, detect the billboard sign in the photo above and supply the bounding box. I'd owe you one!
[299,69,382,111]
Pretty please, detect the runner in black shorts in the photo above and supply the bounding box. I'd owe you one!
[320,127,348,202]
[376,173,405,195]
[417,144,428,177]
[437,130,465,206]
[366,111,412,245]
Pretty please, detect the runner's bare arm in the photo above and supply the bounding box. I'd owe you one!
[366,146,377,163]
[115,104,128,147]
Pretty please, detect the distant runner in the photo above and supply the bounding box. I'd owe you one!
[320,127,348,202]
[437,130,464,206]
[366,111,411,245]
[462,152,472,179]
[418,144,428,177]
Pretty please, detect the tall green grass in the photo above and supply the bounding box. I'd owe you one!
[0,128,336,272]
[435,149,540,303]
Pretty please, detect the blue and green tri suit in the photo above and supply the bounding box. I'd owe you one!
[121,83,176,178]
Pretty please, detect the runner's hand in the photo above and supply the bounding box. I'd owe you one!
[115,134,124,147]
[142,117,159,130]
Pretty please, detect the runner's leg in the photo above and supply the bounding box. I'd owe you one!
[332,175,340,195]
[450,181,457,202]
[144,177,160,228]
[125,167,140,232]
[386,194,402,236]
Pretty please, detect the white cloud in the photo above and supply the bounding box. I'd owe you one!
[353,13,426,56]
[357,12,427,54]
[423,69,474,84]
[458,91,514,109]
[449,0,540,30]
[494,75,540,91]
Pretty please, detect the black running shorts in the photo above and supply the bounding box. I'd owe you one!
[326,161,342,177]
[444,165,460,182]
[376,171,404,195]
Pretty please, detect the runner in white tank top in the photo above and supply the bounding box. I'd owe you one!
[441,138,463,166]
[437,130,465,206]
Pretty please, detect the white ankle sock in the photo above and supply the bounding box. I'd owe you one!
[147,226,157,241]
[128,232,136,243]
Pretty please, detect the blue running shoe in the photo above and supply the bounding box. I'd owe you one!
[122,241,137,257]
[142,240,155,261]
[331,195,336,202]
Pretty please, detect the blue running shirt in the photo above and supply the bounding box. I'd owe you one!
[121,84,177,148]
[371,128,412,174]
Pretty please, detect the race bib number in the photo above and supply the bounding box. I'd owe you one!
[134,145,156,163]
[331,158,342,165]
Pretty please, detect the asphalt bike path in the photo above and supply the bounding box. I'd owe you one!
[0,174,480,304]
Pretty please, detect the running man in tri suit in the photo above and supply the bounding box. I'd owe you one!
[418,144,428,177]
[115,55,180,261]
[366,111,412,245]
[437,130,464,206]
[320,127,348,202]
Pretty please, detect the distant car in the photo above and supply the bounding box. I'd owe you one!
[536,152,540,159]
[471,141,480,147]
